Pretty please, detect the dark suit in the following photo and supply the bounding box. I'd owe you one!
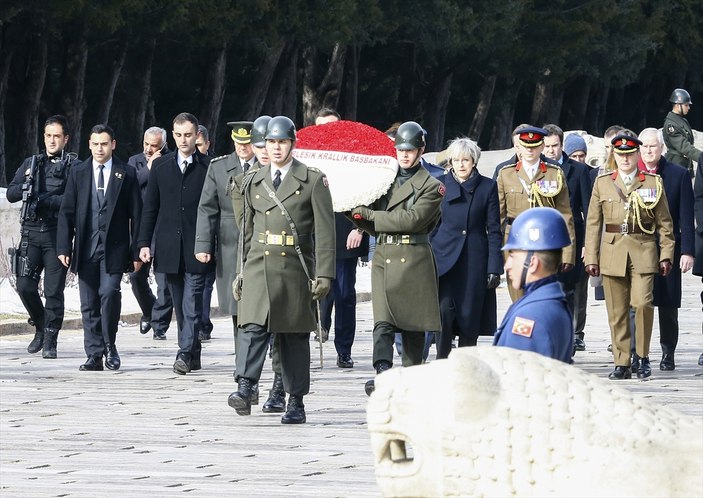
[430,170,502,358]
[137,151,214,366]
[645,158,695,355]
[320,214,369,356]
[555,153,592,340]
[57,158,141,357]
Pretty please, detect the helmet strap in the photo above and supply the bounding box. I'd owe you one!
[520,250,534,289]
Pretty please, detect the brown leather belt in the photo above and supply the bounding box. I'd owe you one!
[605,223,652,235]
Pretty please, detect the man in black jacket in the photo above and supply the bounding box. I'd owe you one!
[138,112,214,375]
[127,126,172,339]
[6,115,76,358]
[57,124,142,371]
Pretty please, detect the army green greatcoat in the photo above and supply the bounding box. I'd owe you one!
[663,111,701,172]
[354,167,443,332]
[195,153,243,316]
[237,159,335,332]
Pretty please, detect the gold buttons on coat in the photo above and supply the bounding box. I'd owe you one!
[281,252,286,256]
[401,258,406,263]
[385,259,391,264]
[255,194,260,199]
[295,190,300,195]
[264,250,270,256]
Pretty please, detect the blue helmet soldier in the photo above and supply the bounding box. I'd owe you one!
[493,207,574,362]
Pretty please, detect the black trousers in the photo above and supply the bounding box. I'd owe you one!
[16,229,67,330]
[129,259,155,320]
[77,256,122,357]
[236,323,310,396]
[151,271,173,333]
[658,306,678,354]
[319,258,358,355]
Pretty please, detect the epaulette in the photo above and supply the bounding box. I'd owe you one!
[210,154,228,162]
[597,170,612,177]
[497,162,518,173]
[307,166,322,174]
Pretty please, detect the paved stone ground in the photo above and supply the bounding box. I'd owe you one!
[1,270,702,497]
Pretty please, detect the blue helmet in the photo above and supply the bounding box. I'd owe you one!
[502,207,570,251]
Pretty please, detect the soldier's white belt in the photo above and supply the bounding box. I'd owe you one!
[377,234,430,245]
[257,232,312,246]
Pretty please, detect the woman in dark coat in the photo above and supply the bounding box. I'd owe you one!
[430,138,503,358]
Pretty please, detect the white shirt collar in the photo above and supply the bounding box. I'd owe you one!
[271,160,293,181]
[93,158,113,190]
[177,153,193,173]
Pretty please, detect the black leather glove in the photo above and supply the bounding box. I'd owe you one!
[486,273,500,289]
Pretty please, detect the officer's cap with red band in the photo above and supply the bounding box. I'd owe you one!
[515,126,548,148]
[610,134,642,154]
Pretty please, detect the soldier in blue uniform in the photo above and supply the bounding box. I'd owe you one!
[494,207,574,363]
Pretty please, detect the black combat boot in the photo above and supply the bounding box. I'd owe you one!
[281,395,306,424]
[42,328,58,359]
[27,328,44,354]
[365,361,392,396]
[262,373,286,413]
[227,378,254,416]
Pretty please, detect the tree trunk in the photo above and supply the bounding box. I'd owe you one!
[488,76,521,150]
[302,42,347,126]
[530,81,557,126]
[468,74,496,142]
[398,42,417,116]
[585,79,610,136]
[544,85,563,126]
[341,44,360,121]
[59,23,89,156]
[131,37,155,153]
[17,23,48,163]
[242,40,286,120]
[95,39,128,126]
[198,41,228,151]
[264,42,299,119]
[561,77,591,131]
[424,70,453,152]
[0,25,18,186]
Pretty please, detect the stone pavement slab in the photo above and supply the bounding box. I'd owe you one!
[1,271,702,497]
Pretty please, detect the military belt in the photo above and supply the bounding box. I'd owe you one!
[257,232,311,246]
[605,223,652,235]
[377,234,429,245]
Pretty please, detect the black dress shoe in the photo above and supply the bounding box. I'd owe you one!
[173,354,191,375]
[190,357,202,371]
[105,345,121,370]
[262,374,285,413]
[228,378,253,416]
[281,395,306,424]
[153,330,167,340]
[140,318,151,335]
[607,343,612,352]
[659,353,675,371]
[699,353,703,366]
[631,353,640,373]
[79,355,104,371]
[573,338,586,352]
[637,357,652,378]
[337,353,354,368]
[27,329,44,354]
[608,366,632,380]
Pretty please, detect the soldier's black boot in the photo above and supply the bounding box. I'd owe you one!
[42,328,58,359]
[228,378,253,416]
[27,328,44,354]
[365,361,392,396]
[281,395,306,424]
[262,373,286,413]
[251,383,260,405]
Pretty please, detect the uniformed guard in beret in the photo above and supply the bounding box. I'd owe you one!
[662,88,701,175]
[195,120,254,344]
[227,116,335,424]
[585,133,675,380]
[496,125,576,302]
[350,121,444,396]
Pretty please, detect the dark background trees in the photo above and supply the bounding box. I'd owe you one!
[1,0,701,185]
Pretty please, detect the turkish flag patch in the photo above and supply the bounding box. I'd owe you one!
[438,184,446,196]
[511,316,535,337]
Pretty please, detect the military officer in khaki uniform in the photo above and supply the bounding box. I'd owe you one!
[585,134,675,380]
[195,121,254,341]
[496,126,576,301]
[227,116,335,425]
[662,88,701,174]
[350,121,443,395]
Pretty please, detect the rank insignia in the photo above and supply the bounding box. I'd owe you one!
[667,125,675,134]
[511,317,535,337]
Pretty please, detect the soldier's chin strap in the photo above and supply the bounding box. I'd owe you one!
[520,250,535,290]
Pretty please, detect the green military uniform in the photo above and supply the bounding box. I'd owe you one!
[235,159,335,395]
[663,111,701,173]
[585,170,675,367]
[195,153,244,317]
[497,159,576,301]
[353,165,443,367]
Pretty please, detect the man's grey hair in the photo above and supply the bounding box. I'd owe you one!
[638,127,664,145]
[144,126,167,145]
[197,125,209,141]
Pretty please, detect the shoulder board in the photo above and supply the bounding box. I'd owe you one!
[210,154,229,162]
[543,162,560,169]
[641,171,658,177]
[597,171,612,177]
[498,162,518,173]
[307,166,322,174]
